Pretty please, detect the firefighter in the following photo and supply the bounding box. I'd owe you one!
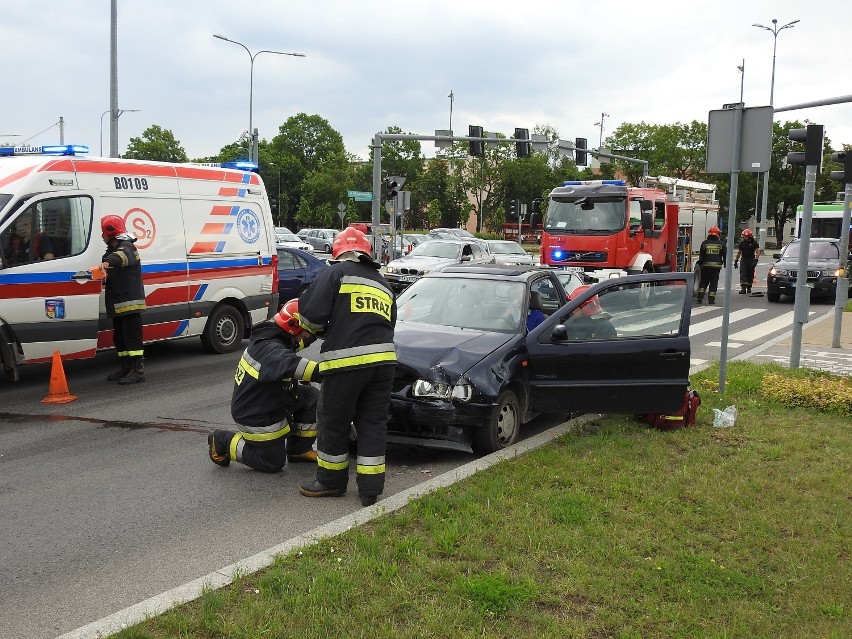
[696,226,726,305]
[297,227,397,507]
[100,215,147,384]
[208,299,323,472]
[734,228,760,294]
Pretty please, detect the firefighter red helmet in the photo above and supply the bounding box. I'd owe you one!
[568,284,602,317]
[274,298,303,335]
[101,215,127,239]
[741,228,753,238]
[708,226,721,236]
[332,227,372,260]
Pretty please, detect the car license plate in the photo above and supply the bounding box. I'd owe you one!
[561,266,585,273]
[399,275,419,282]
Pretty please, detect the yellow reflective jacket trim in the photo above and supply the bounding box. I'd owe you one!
[319,351,396,372]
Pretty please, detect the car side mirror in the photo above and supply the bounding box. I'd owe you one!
[552,324,568,341]
[773,253,781,260]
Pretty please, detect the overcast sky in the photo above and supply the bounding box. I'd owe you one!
[3,0,850,163]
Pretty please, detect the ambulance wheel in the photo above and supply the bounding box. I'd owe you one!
[202,304,245,354]
[0,339,19,382]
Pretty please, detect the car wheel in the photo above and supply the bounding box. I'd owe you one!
[324,243,331,253]
[201,304,245,354]
[767,291,781,303]
[473,390,521,454]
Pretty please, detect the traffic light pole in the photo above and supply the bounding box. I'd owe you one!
[833,182,851,348]
[789,163,818,369]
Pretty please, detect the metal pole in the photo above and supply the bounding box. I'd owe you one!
[448,90,454,133]
[832,184,852,347]
[371,134,383,260]
[99,110,109,156]
[109,0,118,158]
[790,163,817,369]
[718,105,743,395]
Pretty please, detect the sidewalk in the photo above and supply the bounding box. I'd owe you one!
[739,308,852,376]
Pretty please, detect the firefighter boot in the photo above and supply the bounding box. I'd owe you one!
[695,294,703,305]
[208,430,230,467]
[739,285,747,294]
[106,358,132,382]
[299,480,346,498]
[288,450,318,463]
[708,295,716,305]
[118,357,146,384]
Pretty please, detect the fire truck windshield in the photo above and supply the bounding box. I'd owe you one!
[544,196,627,234]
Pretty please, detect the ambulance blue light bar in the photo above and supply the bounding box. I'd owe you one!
[562,179,625,186]
[0,144,90,156]
[221,160,259,172]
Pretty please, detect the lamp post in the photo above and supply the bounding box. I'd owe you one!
[594,112,610,149]
[213,34,305,165]
[752,18,799,251]
[269,162,284,225]
[101,108,139,157]
[448,90,454,133]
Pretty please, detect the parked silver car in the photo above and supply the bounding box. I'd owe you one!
[486,240,536,266]
[298,228,339,253]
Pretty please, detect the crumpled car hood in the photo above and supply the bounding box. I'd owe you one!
[393,321,514,379]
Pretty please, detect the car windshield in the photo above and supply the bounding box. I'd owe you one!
[409,241,461,259]
[783,241,840,260]
[489,242,525,255]
[544,197,626,233]
[278,232,301,242]
[397,277,527,333]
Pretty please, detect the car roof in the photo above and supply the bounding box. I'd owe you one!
[432,263,554,282]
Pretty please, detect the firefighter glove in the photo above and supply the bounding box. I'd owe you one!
[734,261,739,269]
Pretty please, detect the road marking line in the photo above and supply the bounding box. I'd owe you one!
[690,308,764,336]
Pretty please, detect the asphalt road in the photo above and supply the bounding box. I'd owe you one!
[0,338,562,639]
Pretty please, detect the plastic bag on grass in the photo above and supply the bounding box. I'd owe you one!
[712,405,737,428]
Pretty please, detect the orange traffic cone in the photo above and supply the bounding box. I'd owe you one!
[42,350,78,404]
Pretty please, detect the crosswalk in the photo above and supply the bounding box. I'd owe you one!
[689,305,808,369]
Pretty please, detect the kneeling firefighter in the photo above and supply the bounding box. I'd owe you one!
[208,299,323,473]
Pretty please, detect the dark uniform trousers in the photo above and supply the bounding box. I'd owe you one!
[740,258,758,291]
[113,313,143,357]
[316,364,395,497]
[697,266,723,302]
[214,384,318,473]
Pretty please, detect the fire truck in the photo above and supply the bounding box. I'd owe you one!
[539,178,719,283]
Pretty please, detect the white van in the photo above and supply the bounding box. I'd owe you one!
[0,145,279,382]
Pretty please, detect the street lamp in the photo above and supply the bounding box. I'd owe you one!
[213,34,305,165]
[752,18,799,251]
[594,112,610,149]
[100,108,140,157]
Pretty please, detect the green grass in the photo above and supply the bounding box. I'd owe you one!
[113,361,851,639]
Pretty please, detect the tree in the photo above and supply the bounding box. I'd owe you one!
[123,125,188,162]
[416,157,468,229]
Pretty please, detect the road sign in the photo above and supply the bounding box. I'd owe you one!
[706,106,773,173]
[722,102,745,110]
[346,190,373,202]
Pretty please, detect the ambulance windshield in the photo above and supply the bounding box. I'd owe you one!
[544,196,627,234]
[0,194,12,215]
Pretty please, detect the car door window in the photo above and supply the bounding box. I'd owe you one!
[277,250,298,270]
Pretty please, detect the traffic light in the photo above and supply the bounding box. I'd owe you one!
[385,178,400,200]
[786,125,824,171]
[514,128,530,157]
[469,125,484,157]
[574,137,588,166]
[829,151,852,184]
[508,198,519,220]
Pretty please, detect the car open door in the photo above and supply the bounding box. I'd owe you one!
[525,272,693,415]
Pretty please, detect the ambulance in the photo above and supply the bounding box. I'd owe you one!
[0,144,279,382]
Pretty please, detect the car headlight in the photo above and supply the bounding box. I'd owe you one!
[386,266,398,274]
[412,379,473,402]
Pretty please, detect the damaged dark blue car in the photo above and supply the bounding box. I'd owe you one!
[388,265,693,454]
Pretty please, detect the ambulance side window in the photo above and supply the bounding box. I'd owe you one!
[0,196,93,268]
